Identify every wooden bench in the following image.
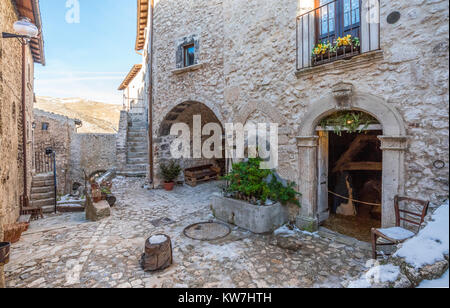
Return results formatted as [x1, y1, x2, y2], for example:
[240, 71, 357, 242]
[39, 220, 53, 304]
[184, 165, 221, 187]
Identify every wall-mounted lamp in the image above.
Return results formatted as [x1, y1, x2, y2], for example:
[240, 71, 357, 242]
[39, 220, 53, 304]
[2, 17, 39, 44]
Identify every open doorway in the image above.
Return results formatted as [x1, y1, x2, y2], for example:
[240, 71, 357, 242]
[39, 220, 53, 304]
[317, 112, 382, 242]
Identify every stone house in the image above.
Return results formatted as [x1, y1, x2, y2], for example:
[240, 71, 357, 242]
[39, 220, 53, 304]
[0, 0, 45, 287]
[119, 0, 448, 235]
[0, 0, 45, 227]
[33, 109, 80, 195]
[33, 108, 119, 196]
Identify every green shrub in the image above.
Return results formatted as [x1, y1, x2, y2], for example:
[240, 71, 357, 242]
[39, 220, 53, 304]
[159, 161, 182, 183]
[222, 157, 301, 207]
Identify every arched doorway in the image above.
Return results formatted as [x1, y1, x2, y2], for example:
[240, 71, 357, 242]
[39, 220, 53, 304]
[296, 85, 408, 233]
[155, 101, 225, 186]
[316, 111, 383, 242]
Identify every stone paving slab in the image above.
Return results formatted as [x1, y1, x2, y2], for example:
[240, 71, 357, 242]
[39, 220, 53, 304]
[4, 177, 371, 288]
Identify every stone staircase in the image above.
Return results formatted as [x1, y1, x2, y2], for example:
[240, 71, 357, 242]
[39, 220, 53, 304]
[118, 113, 148, 177]
[30, 172, 56, 213]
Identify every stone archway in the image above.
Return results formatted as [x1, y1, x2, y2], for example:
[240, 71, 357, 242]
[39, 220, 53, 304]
[296, 84, 408, 231]
[154, 101, 225, 187]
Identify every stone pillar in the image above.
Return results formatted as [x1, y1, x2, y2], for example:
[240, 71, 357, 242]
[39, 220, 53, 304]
[295, 136, 319, 232]
[379, 136, 408, 228]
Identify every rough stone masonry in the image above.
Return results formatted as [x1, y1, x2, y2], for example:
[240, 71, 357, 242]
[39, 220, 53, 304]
[141, 0, 449, 229]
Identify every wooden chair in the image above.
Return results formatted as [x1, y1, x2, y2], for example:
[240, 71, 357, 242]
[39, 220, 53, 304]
[371, 195, 429, 259]
[21, 207, 44, 221]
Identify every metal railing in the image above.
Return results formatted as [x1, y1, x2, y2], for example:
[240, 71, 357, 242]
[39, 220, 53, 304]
[296, 0, 380, 70]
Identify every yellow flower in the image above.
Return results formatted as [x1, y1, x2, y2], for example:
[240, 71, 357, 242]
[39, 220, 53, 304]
[337, 35, 352, 47]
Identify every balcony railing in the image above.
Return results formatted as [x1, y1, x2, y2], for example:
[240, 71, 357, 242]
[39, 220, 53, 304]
[296, 0, 380, 70]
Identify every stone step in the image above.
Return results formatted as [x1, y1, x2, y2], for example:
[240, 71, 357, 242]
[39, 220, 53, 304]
[31, 198, 56, 208]
[130, 119, 147, 127]
[128, 128, 147, 133]
[127, 157, 148, 164]
[128, 132, 147, 138]
[127, 151, 148, 158]
[31, 186, 54, 194]
[33, 173, 54, 181]
[127, 135, 147, 141]
[42, 205, 56, 213]
[125, 164, 147, 171]
[128, 146, 148, 153]
[31, 191, 54, 201]
[117, 171, 147, 178]
[127, 141, 148, 146]
[32, 179, 54, 188]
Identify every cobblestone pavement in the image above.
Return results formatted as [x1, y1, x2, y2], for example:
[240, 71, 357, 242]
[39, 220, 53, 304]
[5, 177, 372, 288]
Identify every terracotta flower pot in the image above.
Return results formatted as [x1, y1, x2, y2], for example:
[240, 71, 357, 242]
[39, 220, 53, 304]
[163, 182, 175, 191]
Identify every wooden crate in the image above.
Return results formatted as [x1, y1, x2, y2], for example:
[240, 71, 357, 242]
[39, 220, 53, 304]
[184, 165, 221, 187]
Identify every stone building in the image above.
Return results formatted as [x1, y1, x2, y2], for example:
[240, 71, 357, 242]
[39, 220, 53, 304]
[0, 0, 45, 227]
[119, 0, 449, 235]
[0, 0, 45, 287]
[33, 109, 80, 195]
[33, 108, 119, 196]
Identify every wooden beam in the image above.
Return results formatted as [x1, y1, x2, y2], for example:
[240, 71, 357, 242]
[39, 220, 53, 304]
[339, 162, 382, 172]
[332, 135, 379, 173]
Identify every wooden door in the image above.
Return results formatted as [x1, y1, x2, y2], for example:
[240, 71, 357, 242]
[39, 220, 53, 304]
[317, 131, 330, 223]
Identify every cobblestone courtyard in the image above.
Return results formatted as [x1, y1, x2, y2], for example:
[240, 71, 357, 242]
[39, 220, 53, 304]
[5, 177, 372, 288]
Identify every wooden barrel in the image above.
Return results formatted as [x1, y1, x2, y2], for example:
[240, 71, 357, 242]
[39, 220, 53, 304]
[140, 234, 173, 271]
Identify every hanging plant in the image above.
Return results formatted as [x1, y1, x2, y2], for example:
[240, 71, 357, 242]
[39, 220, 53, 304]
[320, 111, 379, 136]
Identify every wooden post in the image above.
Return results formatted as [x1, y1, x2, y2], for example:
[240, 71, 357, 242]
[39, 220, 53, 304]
[140, 234, 173, 272]
[0, 213, 5, 288]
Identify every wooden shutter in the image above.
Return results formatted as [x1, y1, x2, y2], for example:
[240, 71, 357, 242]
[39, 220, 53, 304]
[361, 0, 380, 53]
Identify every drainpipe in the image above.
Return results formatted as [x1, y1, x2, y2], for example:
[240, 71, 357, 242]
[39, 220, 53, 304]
[148, 0, 155, 187]
[21, 43, 29, 209]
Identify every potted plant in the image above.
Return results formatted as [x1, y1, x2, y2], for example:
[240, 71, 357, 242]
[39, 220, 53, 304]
[159, 161, 181, 191]
[213, 157, 301, 233]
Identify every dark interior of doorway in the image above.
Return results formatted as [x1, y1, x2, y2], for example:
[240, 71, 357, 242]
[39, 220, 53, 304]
[322, 130, 382, 242]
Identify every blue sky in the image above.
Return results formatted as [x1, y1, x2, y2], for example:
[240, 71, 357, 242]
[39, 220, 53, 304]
[35, 0, 141, 104]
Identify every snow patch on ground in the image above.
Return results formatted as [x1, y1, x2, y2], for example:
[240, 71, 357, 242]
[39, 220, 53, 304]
[395, 200, 449, 269]
[148, 235, 168, 245]
[200, 242, 243, 262]
[348, 264, 400, 288]
[418, 270, 449, 288]
[274, 225, 319, 238]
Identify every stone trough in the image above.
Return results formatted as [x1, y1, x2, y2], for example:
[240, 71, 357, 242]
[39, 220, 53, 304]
[211, 195, 288, 234]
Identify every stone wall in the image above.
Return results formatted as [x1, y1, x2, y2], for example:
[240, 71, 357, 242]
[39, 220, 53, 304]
[33, 109, 77, 194]
[0, 0, 36, 228]
[149, 0, 449, 226]
[70, 133, 117, 185]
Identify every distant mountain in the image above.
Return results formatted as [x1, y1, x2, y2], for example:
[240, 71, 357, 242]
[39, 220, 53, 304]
[35, 96, 122, 134]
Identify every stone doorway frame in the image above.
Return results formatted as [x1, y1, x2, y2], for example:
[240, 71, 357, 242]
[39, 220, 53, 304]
[295, 88, 408, 231]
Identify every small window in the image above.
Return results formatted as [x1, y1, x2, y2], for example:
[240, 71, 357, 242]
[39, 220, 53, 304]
[183, 44, 195, 67]
[42, 122, 49, 131]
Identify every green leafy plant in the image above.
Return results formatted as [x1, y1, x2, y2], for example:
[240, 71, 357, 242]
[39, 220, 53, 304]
[320, 111, 379, 136]
[159, 161, 182, 183]
[100, 187, 111, 195]
[222, 157, 301, 207]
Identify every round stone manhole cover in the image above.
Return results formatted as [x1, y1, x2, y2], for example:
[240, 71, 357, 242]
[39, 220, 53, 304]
[183, 221, 231, 241]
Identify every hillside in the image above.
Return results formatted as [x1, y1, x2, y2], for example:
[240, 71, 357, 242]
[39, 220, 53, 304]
[35, 97, 122, 134]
